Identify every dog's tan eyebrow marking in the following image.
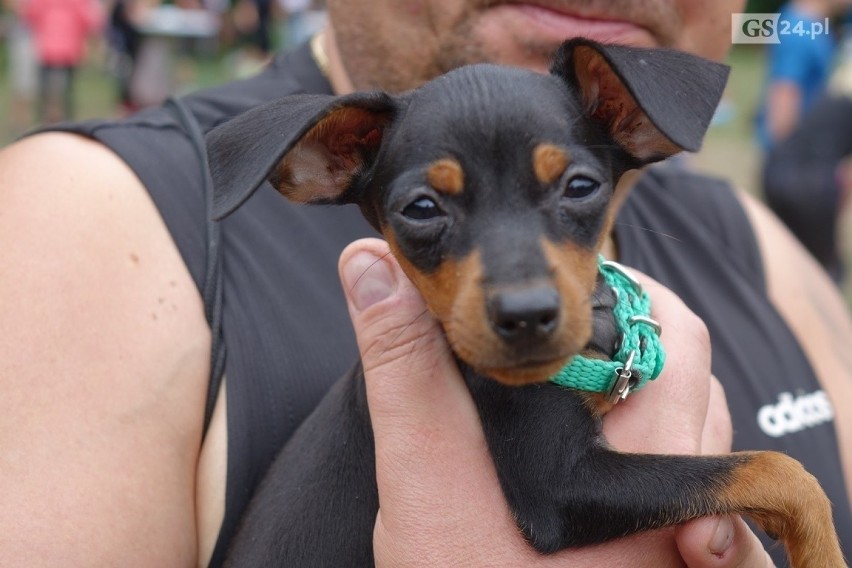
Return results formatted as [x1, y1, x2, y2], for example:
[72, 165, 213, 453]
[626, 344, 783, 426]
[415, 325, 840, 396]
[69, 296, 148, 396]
[426, 158, 464, 195]
[533, 143, 570, 185]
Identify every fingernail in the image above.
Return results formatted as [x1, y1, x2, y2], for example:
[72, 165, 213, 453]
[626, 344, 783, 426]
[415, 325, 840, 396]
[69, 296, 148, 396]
[708, 516, 734, 556]
[342, 251, 397, 311]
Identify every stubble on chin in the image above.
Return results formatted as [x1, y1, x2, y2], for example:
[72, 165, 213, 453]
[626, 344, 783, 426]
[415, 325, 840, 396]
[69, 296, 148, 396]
[331, 5, 496, 92]
[434, 16, 559, 77]
[339, 20, 555, 92]
[334, 0, 681, 92]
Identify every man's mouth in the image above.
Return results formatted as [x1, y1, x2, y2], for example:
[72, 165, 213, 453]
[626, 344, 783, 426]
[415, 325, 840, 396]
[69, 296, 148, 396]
[496, 2, 659, 47]
[480, 0, 666, 47]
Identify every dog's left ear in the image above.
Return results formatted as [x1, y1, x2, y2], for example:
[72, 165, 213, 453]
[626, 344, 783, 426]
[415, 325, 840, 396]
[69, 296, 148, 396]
[551, 39, 729, 165]
[207, 92, 396, 219]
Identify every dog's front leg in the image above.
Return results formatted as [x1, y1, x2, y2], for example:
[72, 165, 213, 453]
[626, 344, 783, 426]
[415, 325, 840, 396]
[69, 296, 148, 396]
[224, 366, 379, 568]
[465, 374, 845, 567]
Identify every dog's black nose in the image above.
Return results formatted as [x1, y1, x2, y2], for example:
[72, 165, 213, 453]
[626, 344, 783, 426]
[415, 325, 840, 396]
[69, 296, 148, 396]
[488, 286, 560, 345]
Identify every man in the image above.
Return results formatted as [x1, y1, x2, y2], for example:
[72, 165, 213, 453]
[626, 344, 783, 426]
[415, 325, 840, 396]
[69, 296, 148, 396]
[0, 2, 849, 567]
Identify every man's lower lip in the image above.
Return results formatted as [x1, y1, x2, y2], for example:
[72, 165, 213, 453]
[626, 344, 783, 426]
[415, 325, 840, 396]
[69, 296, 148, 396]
[495, 3, 657, 46]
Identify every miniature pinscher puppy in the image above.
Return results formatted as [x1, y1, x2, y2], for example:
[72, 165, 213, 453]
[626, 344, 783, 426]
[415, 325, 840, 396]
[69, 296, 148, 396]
[207, 39, 845, 567]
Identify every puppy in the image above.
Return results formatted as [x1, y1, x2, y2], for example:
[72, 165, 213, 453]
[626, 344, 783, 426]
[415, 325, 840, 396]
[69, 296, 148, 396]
[207, 39, 845, 567]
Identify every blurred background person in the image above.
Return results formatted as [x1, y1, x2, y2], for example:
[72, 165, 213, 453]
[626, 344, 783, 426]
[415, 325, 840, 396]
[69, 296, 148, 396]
[759, 0, 852, 281]
[22, 0, 105, 124]
[756, 0, 851, 146]
[763, 42, 852, 281]
[278, 0, 324, 49]
[122, 0, 220, 109]
[106, 0, 145, 114]
[2, 0, 37, 134]
[225, 0, 274, 76]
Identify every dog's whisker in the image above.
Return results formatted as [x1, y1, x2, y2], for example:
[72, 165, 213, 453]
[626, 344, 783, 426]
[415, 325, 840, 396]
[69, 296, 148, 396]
[347, 250, 394, 295]
[612, 222, 683, 243]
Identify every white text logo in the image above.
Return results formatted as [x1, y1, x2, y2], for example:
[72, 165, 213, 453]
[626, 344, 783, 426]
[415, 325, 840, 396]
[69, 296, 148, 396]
[757, 390, 834, 438]
[732, 13, 830, 44]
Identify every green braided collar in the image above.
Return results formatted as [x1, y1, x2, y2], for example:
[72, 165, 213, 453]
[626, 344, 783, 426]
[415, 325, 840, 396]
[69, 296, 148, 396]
[548, 256, 666, 403]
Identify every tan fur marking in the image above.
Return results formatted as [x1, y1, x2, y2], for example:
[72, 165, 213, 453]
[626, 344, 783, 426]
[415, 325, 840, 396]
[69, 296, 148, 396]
[485, 358, 570, 386]
[574, 349, 616, 416]
[426, 158, 465, 195]
[590, 170, 643, 258]
[384, 232, 549, 385]
[384, 230, 465, 323]
[578, 391, 615, 417]
[384, 230, 616, 387]
[540, 237, 597, 352]
[532, 144, 569, 185]
[719, 452, 844, 567]
[271, 107, 389, 203]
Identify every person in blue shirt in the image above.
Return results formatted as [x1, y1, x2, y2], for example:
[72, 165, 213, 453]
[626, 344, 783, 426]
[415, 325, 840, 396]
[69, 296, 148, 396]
[758, 0, 846, 147]
[760, 0, 852, 279]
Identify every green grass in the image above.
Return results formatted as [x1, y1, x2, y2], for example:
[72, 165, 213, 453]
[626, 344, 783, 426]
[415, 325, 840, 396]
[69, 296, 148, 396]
[0, 42, 234, 142]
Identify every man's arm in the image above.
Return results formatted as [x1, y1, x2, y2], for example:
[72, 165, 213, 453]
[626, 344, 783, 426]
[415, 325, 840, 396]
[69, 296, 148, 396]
[739, 191, 852, 503]
[0, 133, 211, 566]
[763, 35, 810, 144]
[765, 81, 803, 143]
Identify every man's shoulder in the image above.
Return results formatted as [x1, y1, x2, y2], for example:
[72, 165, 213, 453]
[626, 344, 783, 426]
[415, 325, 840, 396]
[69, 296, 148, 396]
[0, 131, 213, 565]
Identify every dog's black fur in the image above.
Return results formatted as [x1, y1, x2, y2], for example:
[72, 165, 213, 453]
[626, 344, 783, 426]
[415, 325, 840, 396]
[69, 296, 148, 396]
[207, 39, 845, 567]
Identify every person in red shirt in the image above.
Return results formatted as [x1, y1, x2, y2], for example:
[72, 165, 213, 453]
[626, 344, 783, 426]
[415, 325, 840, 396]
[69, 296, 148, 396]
[21, 0, 104, 123]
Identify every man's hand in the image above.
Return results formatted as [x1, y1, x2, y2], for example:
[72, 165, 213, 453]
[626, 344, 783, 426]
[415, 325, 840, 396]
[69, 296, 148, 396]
[339, 237, 775, 567]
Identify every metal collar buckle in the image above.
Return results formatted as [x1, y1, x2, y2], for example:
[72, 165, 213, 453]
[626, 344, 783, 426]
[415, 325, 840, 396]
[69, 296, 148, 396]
[600, 260, 643, 295]
[607, 350, 637, 404]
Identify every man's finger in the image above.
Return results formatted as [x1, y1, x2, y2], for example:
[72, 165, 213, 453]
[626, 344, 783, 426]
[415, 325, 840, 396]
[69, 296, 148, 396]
[677, 516, 776, 568]
[701, 376, 733, 454]
[603, 271, 714, 456]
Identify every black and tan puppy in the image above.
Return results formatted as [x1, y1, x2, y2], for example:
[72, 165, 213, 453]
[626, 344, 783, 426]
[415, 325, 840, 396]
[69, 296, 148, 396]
[207, 39, 845, 567]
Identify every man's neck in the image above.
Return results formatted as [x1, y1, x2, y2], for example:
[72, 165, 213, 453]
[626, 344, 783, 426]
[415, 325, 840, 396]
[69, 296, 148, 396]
[319, 25, 355, 95]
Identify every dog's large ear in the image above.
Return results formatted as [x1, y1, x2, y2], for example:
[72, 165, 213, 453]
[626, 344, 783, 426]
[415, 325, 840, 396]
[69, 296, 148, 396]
[551, 38, 729, 165]
[207, 92, 395, 219]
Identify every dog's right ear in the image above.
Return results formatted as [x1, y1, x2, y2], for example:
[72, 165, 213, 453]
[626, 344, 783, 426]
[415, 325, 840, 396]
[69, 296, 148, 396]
[551, 39, 729, 166]
[206, 92, 396, 219]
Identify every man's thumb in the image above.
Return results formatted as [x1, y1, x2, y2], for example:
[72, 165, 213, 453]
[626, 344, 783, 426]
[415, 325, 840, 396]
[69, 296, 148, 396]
[339, 240, 518, 565]
[338, 238, 471, 428]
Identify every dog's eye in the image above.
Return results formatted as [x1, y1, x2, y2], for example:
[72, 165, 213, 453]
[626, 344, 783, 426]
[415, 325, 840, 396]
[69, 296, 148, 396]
[402, 197, 443, 220]
[563, 176, 600, 199]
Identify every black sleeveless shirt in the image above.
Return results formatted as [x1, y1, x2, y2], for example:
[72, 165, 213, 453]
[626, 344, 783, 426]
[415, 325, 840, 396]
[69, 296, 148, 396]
[51, 43, 850, 565]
